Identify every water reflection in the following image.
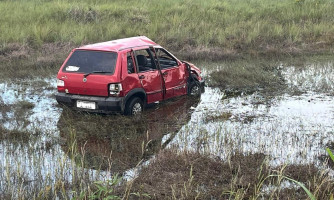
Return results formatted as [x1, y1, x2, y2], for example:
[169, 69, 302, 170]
[173, 87, 334, 166]
[57, 97, 200, 173]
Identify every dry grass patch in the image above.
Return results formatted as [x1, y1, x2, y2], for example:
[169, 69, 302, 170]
[120, 149, 269, 199]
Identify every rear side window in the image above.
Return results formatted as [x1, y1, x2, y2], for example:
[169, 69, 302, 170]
[63, 50, 117, 74]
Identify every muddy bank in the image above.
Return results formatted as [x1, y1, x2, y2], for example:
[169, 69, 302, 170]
[175, 41, 333, 62]
[0, 42, 72, 79]
[116, 148, 334, 199]
[1, 41, 333, 80]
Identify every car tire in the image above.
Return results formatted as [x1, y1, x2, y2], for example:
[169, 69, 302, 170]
[125, 97, 144, 115]
[188, 81, 201, 96]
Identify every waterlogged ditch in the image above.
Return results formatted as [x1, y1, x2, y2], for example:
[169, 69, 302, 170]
[176, 88, 334, 165]
[0, 58, 333, 198]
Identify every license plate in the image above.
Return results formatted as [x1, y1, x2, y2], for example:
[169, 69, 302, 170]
[76, 100, 96, 110]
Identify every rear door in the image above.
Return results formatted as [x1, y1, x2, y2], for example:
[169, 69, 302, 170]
[134, 48, 164, 103]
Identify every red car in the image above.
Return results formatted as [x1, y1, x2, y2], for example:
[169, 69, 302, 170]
[56, 36, 204, 115]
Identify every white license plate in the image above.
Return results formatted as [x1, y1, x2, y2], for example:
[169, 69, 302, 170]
[76, 100, 96, 109]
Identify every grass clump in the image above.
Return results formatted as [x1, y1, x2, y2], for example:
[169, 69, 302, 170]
[17, 100, 34, 110]
[118, 148, 269, 199]
[0, 126, 30, 143]
[208, 55, 334, 94]
[204, 112, 232, 122]
[114, 149, 334, 199]
[209, 59, 284, 94]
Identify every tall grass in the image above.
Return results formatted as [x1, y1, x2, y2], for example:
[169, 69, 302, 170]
[1, 0, 333, 80]
[0, 0, 334, 53]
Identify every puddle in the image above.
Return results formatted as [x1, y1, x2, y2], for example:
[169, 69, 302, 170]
[0, 78, 60, 133]
[174, 89, 334, 166]
[282, 61, 334, 93]
[0, 59, 334, 196]
[172, 61, 334, 166]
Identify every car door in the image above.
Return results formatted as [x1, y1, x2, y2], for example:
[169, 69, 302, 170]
[134, 48, 164, 104]
[153, 48, 187, 99]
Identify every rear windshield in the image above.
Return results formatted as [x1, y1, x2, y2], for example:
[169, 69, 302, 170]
[63, 50, 117, 74]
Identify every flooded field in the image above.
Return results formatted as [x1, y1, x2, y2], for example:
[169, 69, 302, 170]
[0, 58, 333, 198]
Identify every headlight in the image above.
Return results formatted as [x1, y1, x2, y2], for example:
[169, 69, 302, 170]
[57, 79, 64, 87]
[109, 83, 122, 96]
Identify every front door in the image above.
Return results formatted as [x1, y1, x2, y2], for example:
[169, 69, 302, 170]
[153, 48, 187, 99]
[134, 48, 164, 104]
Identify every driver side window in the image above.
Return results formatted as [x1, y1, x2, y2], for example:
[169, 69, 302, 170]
[156, 48, 178, 69]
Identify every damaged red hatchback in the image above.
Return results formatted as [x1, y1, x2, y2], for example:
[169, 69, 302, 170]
[56, 36, 204, 115]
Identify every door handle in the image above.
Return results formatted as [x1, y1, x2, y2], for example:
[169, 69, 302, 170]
[139, 75, 145, 79]
[162, 71, 168, 76]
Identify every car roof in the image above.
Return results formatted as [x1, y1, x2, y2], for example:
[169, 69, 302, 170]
[77, 36, 159, 52]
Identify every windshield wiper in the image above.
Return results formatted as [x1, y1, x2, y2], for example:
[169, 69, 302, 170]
[83, 71, 112, 78]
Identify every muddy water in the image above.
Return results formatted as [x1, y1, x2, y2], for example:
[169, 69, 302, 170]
[0, 59, 334, 192]
[173, 61, 333, 166]
[175, 89, 334, 165]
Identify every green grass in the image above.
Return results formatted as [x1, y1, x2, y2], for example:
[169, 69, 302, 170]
[0, 0, 334, 55]
[206, 54, 334, 93]
[208, 59, 284, 94]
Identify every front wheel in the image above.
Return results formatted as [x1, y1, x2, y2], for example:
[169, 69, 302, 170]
[188, 81, 201, 96]
[125, 97, 144, 116]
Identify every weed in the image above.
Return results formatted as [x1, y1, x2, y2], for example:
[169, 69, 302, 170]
[89, 174, 122, 200]
[268, 175, 316, 200]
[204, 112, 232, 122]
[327, 148, 334, 162]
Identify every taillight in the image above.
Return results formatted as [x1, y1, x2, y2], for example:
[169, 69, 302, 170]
[109, 83, 122, 96]
[57, 79, 65, 93]
[57, 79, 64, 87]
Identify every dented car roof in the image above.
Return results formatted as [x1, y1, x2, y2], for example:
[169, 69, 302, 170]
[77, 36, 160, 52]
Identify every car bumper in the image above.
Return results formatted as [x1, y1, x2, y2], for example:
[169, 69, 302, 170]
[55, 93, 123, 114]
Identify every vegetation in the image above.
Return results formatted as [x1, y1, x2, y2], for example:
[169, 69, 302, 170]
[208, 59, 284, 94]
[208, 54, 334, 93]
[2, 122, 333, 200]
[1, 0, 334, 57]
[115, 148, 334, 200]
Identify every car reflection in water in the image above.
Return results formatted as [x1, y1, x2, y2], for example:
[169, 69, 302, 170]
[57, 96, 199, 173]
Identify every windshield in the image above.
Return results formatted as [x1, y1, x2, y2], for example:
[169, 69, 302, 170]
[63, 50, 117, 74]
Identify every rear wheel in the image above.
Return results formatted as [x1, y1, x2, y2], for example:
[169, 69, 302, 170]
[125, 97, 144, 115]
